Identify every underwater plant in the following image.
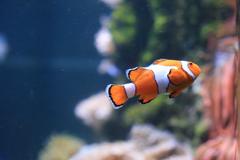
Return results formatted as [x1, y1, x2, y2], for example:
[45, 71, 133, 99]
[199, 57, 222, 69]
[107, 0, 230, 69]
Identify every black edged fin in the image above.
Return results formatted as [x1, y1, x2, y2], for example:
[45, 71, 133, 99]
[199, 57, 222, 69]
[153, 59, 167, 65]
[169, 90, 182, 98]
[138, 95, 155, 104]
[105, 84, 125, 109]
[138, 98, 153, 104]
[126, 67, 144, 82]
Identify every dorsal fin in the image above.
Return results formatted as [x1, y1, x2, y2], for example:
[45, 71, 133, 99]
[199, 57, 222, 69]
[153, 59, 167, 65]
[126, 67, 145, 82]
[154, 59, 182, 68]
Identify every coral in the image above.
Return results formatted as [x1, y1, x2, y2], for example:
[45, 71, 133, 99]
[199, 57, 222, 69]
[123, 93, 205, 147]
[74, 92, 113, 130]
[194, 1, 239, 159]
[95, 26, 115, 56]
[70, 124, 193, 160]
[196, 36, 238, 159]
[38, 134, 83, 160]
[196, 136, 237, 160]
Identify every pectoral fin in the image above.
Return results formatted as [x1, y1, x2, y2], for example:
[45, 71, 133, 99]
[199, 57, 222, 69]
[126, 67, 145, 82]
[168, 68, 185, 86]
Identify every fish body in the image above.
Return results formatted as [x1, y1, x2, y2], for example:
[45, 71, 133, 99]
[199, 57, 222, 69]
[106, 59, 201, 109]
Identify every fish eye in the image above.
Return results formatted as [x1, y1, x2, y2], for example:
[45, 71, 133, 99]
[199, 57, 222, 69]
[189, 62, 193, 65]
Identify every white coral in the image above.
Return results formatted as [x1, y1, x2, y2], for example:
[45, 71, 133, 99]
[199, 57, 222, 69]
[74, 92, 113, 130]
[70, 124, 193, 160]
[94, 26, 115, 56]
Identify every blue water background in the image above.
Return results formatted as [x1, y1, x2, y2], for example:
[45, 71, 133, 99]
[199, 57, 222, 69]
[0, 1, 110, 159]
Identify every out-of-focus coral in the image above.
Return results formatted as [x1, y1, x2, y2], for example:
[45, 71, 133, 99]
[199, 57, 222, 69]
[196, 35, 238, 159]
[100, 0, 122, 8]
[0, 34, 9, 62]
[196, 136, 238, 160]
[123, 94, 205, 147]
[94, 25, 115, 56]
[237, 45, 240, 160]
[70, 124, 193, 160]
[195, 0, 239, 159]
[38, 134, 83, 160]
[98, 59, 121, 77]
[74, 92, 113, 130]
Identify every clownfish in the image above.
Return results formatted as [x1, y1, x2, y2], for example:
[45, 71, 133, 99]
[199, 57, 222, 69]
[106, 59, 201, 109]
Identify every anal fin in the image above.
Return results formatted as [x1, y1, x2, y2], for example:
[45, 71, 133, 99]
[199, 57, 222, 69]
[169, 90, 182, 98]
[126, 67, 145, 82]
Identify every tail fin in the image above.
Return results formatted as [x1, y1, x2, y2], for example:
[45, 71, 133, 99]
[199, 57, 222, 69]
[106, 83, 135, 109]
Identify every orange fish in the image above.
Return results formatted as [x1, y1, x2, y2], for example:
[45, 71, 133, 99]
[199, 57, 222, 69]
[106, 59, 201, 109]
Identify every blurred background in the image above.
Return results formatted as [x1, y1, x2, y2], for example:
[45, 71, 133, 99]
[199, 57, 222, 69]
[0, 1, 111, 159]
[0, 0, 238, 160]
